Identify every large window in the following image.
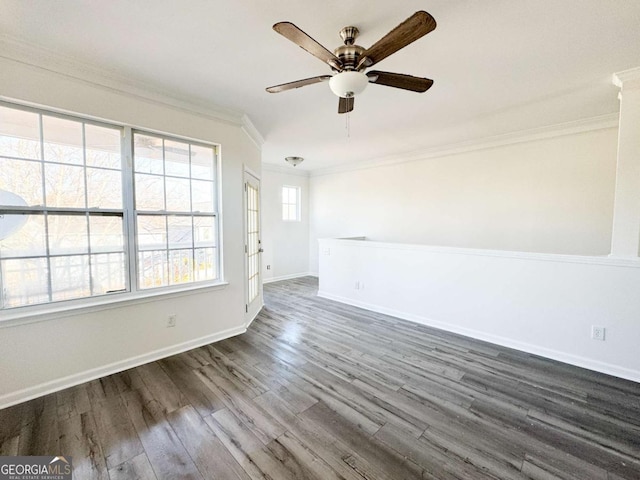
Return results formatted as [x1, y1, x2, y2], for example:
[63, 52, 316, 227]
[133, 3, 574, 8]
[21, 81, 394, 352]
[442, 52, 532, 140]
[0, 102, 220, 311]
[133, 132, 218, 289]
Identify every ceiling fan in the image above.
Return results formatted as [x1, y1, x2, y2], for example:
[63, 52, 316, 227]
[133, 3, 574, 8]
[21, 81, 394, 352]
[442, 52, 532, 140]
[266, 11, 437, 114]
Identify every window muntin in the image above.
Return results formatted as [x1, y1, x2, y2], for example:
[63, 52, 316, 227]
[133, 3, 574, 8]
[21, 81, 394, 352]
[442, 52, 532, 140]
[282, 185, 300, 222]
[0, 102, 221, 311]
[133, 131, 218, 290]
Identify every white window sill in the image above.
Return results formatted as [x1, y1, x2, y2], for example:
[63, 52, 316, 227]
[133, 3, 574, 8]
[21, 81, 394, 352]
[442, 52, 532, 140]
[0, 281, 229, 329]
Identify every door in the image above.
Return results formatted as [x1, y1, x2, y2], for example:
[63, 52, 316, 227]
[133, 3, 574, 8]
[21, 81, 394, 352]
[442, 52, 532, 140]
[244, 170, 262, 322]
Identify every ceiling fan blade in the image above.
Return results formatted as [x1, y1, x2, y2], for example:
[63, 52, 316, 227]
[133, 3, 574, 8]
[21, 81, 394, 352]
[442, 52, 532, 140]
[338, 96, 354, 114]
[367, 71, 434, 92]
[273, 22, 343, 70]
[266, 75, 332, 93]
[357, 11, 436, 69]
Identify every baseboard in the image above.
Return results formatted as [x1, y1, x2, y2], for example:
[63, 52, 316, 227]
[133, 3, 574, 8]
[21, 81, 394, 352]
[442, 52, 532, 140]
[0, 325, 247, 410]
[263, 272, 317, 284]
[245, 303, 264, 329]
[317, 291, 640, 384]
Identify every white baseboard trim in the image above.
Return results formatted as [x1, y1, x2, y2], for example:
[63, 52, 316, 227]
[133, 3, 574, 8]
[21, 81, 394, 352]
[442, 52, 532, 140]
[317, 291, 640, 384]
[263, 272, 317, 284]
[245, 303, 264, 329]
[0, 325, 247, 410]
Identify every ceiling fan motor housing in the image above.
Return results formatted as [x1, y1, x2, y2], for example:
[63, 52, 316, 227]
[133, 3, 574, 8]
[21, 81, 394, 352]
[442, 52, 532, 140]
[335, 26, 366, 70]
[334, 44, 365, 70]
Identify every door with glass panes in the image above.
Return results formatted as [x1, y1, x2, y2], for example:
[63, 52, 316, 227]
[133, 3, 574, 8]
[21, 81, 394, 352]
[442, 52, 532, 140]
[244, 171, 262, 321]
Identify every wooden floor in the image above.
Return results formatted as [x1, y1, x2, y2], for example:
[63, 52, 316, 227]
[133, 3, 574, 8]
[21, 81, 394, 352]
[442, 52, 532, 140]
[1, 277, 639, 480]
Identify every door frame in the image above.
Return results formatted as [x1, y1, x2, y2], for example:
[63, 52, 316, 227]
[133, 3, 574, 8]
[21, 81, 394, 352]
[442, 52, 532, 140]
[243, 166, 263, 326]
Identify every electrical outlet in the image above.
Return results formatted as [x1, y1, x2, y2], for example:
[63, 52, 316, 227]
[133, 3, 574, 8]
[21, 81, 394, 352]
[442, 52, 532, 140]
[266, 265, 271, 270]
[322, 248, 331, 256]
[167, 314, 177, 328]
[591, 326, 605, 341]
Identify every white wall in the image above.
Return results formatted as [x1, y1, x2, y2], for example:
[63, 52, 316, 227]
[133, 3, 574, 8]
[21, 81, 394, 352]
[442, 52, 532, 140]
[319, 238, 640, 382]
[0, 57, 261, 407]
[261, 166, 310, 282]
[310, 127, 619, 273]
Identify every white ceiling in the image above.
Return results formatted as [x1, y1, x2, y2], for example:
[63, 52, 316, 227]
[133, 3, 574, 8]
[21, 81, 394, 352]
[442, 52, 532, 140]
[2, 1, 640, 171]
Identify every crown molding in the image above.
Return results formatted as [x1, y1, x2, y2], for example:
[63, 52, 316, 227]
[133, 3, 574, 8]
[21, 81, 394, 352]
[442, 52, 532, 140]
[613, 67, 640, 89]
[262, 162, 311, 177]
[0, 34, 266, 146]
[241, 114, 265, 150]
[311, 113, 619, 177]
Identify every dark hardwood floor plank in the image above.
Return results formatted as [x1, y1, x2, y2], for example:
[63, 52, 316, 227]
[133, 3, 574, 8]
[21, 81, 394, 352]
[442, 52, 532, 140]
[121, 387, 202, 480]
[87, 376, 120, 404]
[375, 421, 504, 480]
[56, 384, 91, 420]
[270, 379, 318, 414]
[527, 407, 640, 460]
[158, 356, 226, 417]
[108, 453, 158, 480]
[205, 346, 270, 398]
[17, 394, 58, 455]
[206, 408, 297, 480]
[136, 362, 189, 414]
[195, 365, 286, 445]
[59, 411, 109, 480]
[300, 401, 426, 480]
[267, 361, 382, 436]
[0, 435, 19, 456]
[92, 394, 144, 470]
[167, 405, 250, 480]
[0, 403, 24, 442]
[111, 368, 147, 394]
[521, 453, 607, 480]
[266, 430, 349, 480]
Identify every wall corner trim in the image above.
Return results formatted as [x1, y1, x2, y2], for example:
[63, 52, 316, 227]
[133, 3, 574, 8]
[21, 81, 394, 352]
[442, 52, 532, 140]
[613, 67, 640, 89]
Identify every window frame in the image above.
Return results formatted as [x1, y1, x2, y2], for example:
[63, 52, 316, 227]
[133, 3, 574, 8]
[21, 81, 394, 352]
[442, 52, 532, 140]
[0, 100, 225, 320]
[281, 185, 301, 222]
[131, 129, 221, 291]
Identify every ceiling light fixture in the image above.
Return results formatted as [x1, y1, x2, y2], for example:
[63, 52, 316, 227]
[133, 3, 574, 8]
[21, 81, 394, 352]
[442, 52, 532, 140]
[329, 71, 369, 98]
[285, 156, 304, 167]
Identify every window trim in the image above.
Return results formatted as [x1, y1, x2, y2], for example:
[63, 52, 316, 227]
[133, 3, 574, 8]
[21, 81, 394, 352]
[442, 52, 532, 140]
[130, 129, 221, 291]
[0, 100, 225, 319]
[282, 185, 301, 222]
[0, 280, 229, 327]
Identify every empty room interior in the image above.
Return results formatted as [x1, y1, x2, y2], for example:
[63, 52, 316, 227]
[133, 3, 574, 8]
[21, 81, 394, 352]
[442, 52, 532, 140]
[1, 1, 640, 479]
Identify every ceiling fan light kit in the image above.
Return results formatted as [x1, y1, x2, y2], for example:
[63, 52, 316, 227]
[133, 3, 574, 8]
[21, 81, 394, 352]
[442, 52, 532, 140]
[329, 71, 369, 98]
[266, 11, 436, 114]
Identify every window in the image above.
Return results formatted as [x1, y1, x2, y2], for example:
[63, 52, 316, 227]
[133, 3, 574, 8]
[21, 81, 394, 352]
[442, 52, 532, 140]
[282, 185, 300, 222]
[0, 102, 221, 311]
[133, 132, 218, 289]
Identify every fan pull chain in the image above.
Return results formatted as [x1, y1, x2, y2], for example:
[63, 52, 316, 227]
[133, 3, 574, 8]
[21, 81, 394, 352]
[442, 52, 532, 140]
[346, 111, 351, 138]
